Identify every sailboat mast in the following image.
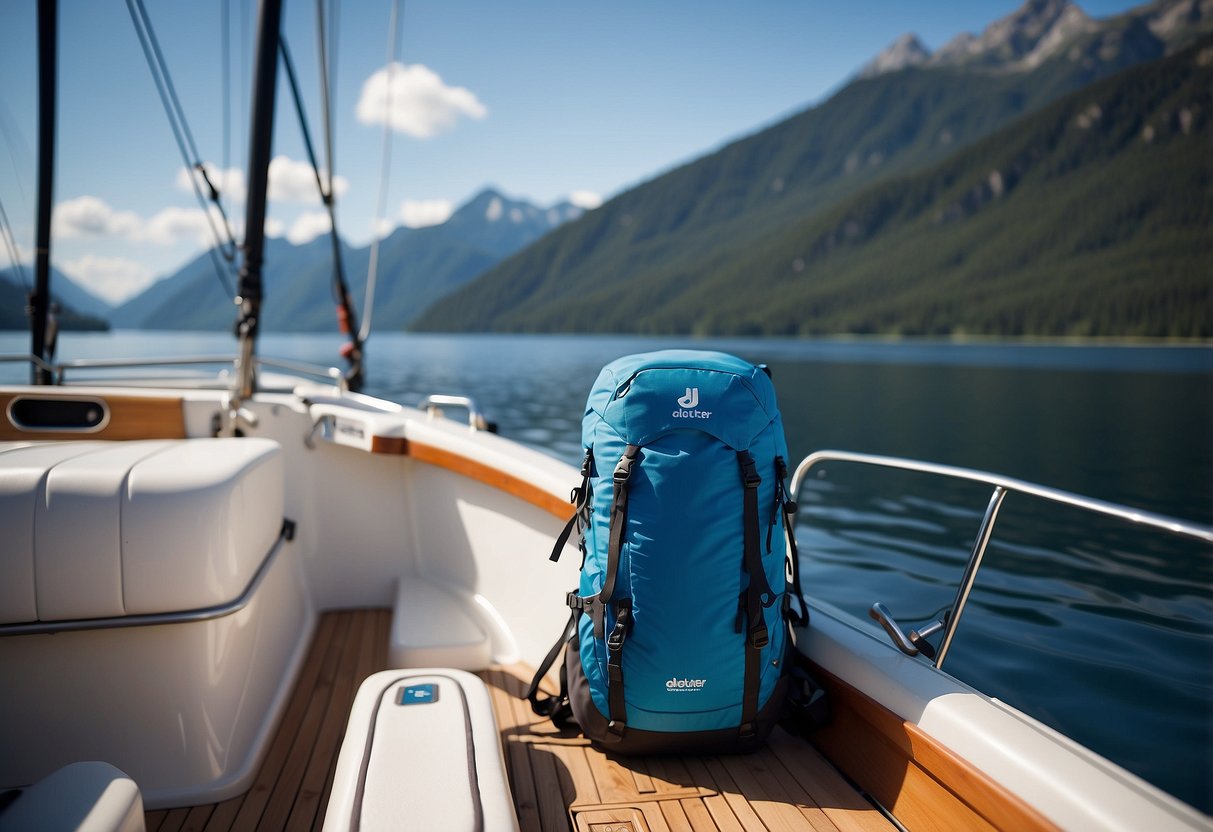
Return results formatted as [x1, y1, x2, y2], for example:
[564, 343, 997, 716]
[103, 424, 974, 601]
[31, 0, 57, 385]
[234, 0, 284, 400]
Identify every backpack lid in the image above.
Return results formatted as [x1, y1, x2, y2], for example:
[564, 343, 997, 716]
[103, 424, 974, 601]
[585, 350, 780, 450]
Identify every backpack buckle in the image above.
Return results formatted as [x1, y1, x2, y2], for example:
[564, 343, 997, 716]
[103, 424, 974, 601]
[607, 719, 627, 738]
[607, 600, 632, 652]
[738, 452, 761, 489]
[613, 447, 639, 483]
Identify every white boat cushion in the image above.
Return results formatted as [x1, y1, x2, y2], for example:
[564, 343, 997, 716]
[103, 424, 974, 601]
[0, 761, 144, 832]
[323, 669, 517, 832]
[0, 442, 110, 624]
[37, 441, 180, 620]
[0, 438, 282, 623]
[121, 438, 282, 615]
[390, 578, 491, 670]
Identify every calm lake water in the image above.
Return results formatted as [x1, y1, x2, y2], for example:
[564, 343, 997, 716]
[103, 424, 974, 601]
[4, 330, 1212, 811]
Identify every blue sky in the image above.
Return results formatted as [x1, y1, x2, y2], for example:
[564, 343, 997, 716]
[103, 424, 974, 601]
[0, 0, 1143, 304]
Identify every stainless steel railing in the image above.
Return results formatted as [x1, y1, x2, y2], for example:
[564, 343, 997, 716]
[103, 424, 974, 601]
[789, 450, 1213, 669]
[0, 353, 346, 391]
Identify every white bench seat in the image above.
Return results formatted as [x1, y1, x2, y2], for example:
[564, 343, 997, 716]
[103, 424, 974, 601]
[390, 578, 492, 670]
[0, 438, 283, 623]
[0, 438, 311, 808]
[323, 669, 517, 832]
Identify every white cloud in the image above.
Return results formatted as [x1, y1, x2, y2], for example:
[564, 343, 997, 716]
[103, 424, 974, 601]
[53, 195, 232, 250]
[400, 199, 453, 228]
[175, 163, 246, 203]
[143, 206, 218, 247]
[286, 211, 332, 245]
[264, 217, 285, 239]
[177, 158, 347, 207]
[59, 255, 155, 303]
[372, 217, 396, 240]
[268, 155, 349, 204]
[53, 196, 142, 240]
[569, 190, 603, 210]
[175, 158, 349, 207]
[356, 63, 487, 138]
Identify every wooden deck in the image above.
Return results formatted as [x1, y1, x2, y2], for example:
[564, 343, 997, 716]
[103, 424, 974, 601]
[484, 665, 894, 832]
[144, 609, 391, 832]
[147, 608, 892, 832]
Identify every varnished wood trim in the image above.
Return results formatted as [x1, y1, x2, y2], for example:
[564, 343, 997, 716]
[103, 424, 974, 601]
[0, 392, 185, 441]
[808, 661, 1059, 832]
[370, 434, 571, 519]
[368, 434, 407, 455]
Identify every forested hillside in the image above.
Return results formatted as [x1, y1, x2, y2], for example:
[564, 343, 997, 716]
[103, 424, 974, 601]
[415, 23, 1211, 338]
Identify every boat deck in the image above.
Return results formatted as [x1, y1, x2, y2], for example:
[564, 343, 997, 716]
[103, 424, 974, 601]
[143, 609, 392, 832]
[145, 609, 893, 832]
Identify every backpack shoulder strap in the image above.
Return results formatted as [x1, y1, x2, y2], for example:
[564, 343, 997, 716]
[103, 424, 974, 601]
[525, 605, 578, 726]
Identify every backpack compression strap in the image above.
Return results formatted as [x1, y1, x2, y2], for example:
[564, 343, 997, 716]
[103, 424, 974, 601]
[738, 450, 775, 737]
[599, 445, 639, 604]
[600, 445, 639, 736]
[549, 449, 594, 563]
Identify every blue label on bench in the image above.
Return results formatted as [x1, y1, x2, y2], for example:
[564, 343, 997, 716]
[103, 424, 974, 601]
[396, 683, 439, 705]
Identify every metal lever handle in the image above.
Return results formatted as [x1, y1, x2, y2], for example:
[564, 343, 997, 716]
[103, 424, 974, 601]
[869, 603, 945, 660]
[869, 602, 921, 656]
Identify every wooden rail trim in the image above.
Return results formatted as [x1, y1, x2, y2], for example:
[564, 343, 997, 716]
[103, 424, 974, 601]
[369, 434, 571, 520]
[0, 392, 186, 441]
[808, 661, 1059, 832]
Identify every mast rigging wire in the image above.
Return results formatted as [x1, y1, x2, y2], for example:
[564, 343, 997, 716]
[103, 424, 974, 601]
[221, 0, 232, 232]
[0, 196, 31, 291]
[316, 0, 338, 202]
[124, 0, 236, 297]
[279, 37, 364, 389]
[359, 0, 405, 345]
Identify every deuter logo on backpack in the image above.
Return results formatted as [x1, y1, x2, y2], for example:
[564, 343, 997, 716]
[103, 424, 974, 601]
[665, 676, 708, 692]
[674, 387, 711, 419]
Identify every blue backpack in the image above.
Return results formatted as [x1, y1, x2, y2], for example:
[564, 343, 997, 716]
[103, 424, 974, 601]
[526, 350, 807, 753]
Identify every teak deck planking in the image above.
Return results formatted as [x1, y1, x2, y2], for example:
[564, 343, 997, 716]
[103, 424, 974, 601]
[146, 609, 892, 831]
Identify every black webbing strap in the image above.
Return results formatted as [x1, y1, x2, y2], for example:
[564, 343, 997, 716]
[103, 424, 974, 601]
[550, 449, 594, 563]
[775, 456, 809, 627]
[738, 449, 772, 738]
[599, 445, 639, 604]
[782, 498, 809, 626]
[526, 606, 578, 721]
[606, 598, 632, 736]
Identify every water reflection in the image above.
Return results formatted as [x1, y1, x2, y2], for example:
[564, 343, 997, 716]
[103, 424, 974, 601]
[796, 463, 1213, 813]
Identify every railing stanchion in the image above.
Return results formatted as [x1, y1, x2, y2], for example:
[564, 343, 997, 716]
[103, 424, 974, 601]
[935, 486, 1007, 669]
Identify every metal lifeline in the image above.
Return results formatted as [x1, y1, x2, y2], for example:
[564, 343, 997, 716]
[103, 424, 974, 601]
[789, 450, 1213, 670]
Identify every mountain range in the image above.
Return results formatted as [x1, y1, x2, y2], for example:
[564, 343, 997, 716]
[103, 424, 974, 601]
[0, 265, 109, 331]
[4, 0, 1209, 338]
[105, 189, 582, 331]
[0, 189, 580, 332]
[413, 0, 1211, 337]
